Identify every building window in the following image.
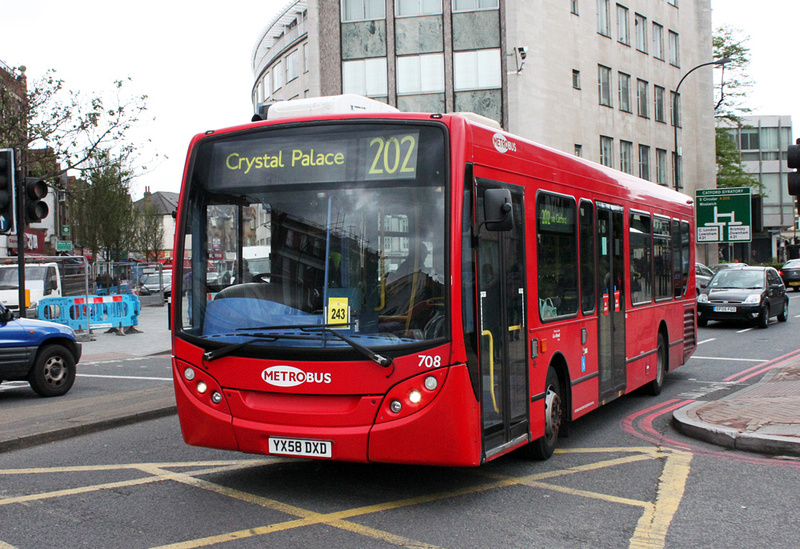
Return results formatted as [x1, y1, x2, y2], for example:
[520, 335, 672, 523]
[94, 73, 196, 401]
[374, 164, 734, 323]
[575, 144, 583, 157]
[635, 14, 647, 53]
[342, 0, 386, 21]
[453, 49, 501, 90]
[343, 58, 388, 97]
[616, 4, 629, 45]
[600, 136, 614, 167]
[673, 152, 682, 189]
[303, 44, 309, 73]
[620, 140, 633, 174]
[453, 0, 498, 11]
[669, 31, 680, 66]
[597, 0, 611, 37]
[598, 65, 612, 107]
[396, 0, 442, 17]
[397, 53, 445, 94]
[656, 148, 668, 186]
[262, 74, 271, 98]
[653, 23, 664, 60]
[286, 50, 300, 82]
[573, 69, 581, 89]
[654, 85, 666, 123]
[671, 91, 681, 127]
[739, 128, 760, 150]
[618, 72, 631, 112]
[639, 145, 651, 181]
[571, 0, 579, 15]
[637, 79, 648, 118]
[273, 61, 283, 91]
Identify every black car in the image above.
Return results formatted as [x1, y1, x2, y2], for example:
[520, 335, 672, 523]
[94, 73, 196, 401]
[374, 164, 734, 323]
[697, 266, 788, 329]
[779, 259, 800, 291]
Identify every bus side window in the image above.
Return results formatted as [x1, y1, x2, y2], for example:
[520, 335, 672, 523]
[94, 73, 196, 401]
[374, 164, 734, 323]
[536, 192, 578, 319]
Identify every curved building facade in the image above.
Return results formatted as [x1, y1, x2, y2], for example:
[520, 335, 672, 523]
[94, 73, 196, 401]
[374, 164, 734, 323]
[251, 0, 715, 237]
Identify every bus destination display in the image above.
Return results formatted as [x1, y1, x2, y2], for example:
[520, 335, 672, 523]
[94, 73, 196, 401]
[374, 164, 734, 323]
[209, 129, 420, 188]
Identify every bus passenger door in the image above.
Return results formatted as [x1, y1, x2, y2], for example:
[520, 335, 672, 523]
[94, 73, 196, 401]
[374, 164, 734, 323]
[476, 181, 529, 458]
[597, 203, 627, 401]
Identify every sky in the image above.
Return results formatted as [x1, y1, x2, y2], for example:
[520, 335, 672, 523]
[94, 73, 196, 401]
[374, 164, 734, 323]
[0, 0, 285, 198]
[0, 1, 796, 199]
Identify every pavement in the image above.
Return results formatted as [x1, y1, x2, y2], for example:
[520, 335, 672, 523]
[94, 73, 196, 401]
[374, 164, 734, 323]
[2, 302, 800, 458]
[0, 302, 175, 453]
[673, 357, 800, 457]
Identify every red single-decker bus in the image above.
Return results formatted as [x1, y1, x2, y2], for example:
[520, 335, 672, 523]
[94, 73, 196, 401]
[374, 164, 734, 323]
[171, 95, 697, 466]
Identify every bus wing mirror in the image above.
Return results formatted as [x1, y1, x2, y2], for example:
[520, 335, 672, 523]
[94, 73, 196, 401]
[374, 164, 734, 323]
[483, 188, 513, 231]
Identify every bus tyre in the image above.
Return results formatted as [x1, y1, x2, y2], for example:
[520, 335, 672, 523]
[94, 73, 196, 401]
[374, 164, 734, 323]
[644, 333, 667, 396]
[527, 367, 562, 460]
[28, 345, 76, 397]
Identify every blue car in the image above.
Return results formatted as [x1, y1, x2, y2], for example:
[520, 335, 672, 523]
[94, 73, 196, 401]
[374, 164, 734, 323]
[0, 302, 82, 397]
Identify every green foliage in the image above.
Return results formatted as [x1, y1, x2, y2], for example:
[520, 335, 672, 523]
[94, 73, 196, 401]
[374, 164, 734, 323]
[0, 68, 150, 182]
[713, 26, 753, 124]
[68, 150, 137, 261]
[134, 198, 166, 262]
[714, 26, 760, 193]
[715, 128, 761, 191]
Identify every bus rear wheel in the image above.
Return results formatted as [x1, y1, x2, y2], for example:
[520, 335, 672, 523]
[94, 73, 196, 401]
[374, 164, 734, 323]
[644, 333, 667, 396]
[527, 367, 562, 460]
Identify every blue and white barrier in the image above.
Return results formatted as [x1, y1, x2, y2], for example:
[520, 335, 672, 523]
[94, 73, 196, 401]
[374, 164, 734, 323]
[39, 294, 141, 332]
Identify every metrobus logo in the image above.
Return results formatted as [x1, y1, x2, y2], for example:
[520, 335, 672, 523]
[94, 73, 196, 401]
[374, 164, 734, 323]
[493, 133, 517, 154]
[261, 365, 332, 387]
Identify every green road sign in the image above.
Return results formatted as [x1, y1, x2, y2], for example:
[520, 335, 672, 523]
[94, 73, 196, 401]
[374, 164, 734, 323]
[696, 187, 752, 243]
[55, 240, 73, 252]
[62, 225, 70, 235]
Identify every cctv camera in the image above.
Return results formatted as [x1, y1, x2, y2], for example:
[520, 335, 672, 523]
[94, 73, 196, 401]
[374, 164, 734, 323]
[517, 46, 528, 60]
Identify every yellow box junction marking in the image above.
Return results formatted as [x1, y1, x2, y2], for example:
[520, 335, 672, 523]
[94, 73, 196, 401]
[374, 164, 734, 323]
[0, 447, 692, 549]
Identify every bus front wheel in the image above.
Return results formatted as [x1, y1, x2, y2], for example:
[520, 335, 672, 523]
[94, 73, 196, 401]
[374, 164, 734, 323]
[527, 367, 563, 460]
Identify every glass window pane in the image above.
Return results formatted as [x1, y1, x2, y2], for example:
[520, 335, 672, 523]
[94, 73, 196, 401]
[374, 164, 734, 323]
[365, 0, 386, 18]
[630, 212, 652, 305]
[580, 200, 596, 314]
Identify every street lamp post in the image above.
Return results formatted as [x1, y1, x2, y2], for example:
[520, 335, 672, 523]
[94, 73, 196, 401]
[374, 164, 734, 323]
[672, 57, 732, 191]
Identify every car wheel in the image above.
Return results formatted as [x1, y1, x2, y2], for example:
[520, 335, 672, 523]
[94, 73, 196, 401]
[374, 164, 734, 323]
[778, 299, 789, 322]
[525, 367, 563, 460]
[697, 317, 708, 327]
[28, 344, 76, 397]
[757, 305, 770, 329]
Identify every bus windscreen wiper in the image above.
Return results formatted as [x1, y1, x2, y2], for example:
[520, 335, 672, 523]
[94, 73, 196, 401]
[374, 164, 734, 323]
[233, 322, 394, 368]
[203, 334, 280, 363]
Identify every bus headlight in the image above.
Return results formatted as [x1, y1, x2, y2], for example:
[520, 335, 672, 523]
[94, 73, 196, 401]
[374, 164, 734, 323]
[377, 368, 448, 423]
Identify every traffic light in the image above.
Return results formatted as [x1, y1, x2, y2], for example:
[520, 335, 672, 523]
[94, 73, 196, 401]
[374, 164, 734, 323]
[0, 149, 16, 234]
[24, 177, 49, 224]
[788, 140, 800, 196]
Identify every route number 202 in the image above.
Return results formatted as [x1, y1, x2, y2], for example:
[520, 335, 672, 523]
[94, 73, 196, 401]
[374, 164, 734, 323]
[368, 135, 417, 176]
[418, 355, 441, 368]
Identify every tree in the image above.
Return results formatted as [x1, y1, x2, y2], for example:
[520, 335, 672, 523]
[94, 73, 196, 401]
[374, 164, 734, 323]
[713, 26, 759, 191]
[68, 151, 137, 261]
[0, 67, 151, 183]
[134, 198, 166, 262]
[713, 26, 754, 122]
